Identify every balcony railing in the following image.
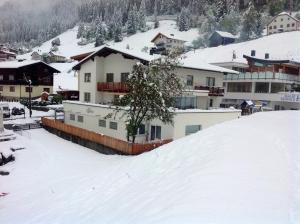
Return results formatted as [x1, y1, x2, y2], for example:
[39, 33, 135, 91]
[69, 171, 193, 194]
[97, 82, 129, 93]
[224, 72, 300, 83]
[194, 86, 225, 97]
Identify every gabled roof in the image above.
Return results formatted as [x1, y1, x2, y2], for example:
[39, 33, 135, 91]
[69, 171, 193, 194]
[212, 31, 237, 39]
[0, 50, 16, 56]
[243, 54, 300, 67]
[0, 60, 60, 73]
[73, 45, 160, 70]
[151, 32, 187, 43]
[268, 11, 300, 25]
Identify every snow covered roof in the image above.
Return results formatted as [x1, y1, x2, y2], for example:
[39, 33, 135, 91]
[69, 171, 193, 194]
[214, 31, 237, 39]
[151, 32, 187, 43]
[268, 12, 300, 25]
[0, 60, 60, 72]
[73, 45, 160, 70]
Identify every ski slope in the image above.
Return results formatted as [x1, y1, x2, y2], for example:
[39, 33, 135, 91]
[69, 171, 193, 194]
[0, 111, 299, 224]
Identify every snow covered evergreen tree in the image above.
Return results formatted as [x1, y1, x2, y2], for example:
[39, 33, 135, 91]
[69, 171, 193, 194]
[154, 0, 160, 28]
[77, 23, 85, 39]
[138, 0, 147, 32]
[95, 17, 106, 47]
[127, 4, 138, 35]
[178, 7, 190, 31]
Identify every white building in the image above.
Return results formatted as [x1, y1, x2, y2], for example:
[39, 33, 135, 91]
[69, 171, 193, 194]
[267, 12, 300, 35]
[63, 46, 241, 143]
[150, 32, 186, 54]
[213, 53, 300, 110]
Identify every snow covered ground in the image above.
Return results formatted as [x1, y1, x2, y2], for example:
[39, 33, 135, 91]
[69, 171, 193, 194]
[184, 31, 300, 64]
[0, 111, 299, 224]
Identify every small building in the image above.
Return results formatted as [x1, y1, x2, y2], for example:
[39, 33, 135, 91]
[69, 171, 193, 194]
[267, 12, 300, 35]
[209, 31, 237, 47]
[0, 60, 60, 100]
[48, 52, 67, 63]
[150, 32, 186, 55]
[31, 51, 42, 61]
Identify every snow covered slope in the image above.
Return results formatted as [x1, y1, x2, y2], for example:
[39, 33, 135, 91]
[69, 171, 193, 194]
[20, 20, 199, 59]
[184, 31, 300, 64]
[0, 111, 299, 224]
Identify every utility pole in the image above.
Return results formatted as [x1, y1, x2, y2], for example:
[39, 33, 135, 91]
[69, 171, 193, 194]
[23, 73, 32, 118]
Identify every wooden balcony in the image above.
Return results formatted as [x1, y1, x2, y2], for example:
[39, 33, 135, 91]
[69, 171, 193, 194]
[97, 82, 129, 93]
[194, 86, 225, 97]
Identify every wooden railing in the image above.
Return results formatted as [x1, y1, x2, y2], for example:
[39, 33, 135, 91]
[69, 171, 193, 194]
[194, 86, 225, 96]
[97, 82, 129, 93]
[41, 117, 172, 155]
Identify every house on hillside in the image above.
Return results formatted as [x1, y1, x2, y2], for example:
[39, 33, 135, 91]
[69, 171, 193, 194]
[59, 45, 240, 153]
[267, 12, 300, 35]
[31, 51, 42, 61]
[48, 52, 67, 63]
[216, 50, 300, 110]
[209, 31, 237, 47]
[0, 60, 60, 100]
[150, 32, 186, 55]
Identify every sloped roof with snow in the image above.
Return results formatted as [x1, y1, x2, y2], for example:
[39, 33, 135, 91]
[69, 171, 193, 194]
[268, 11, 300, 24]
[0, 60, 60, 73]
[214, 31, 237, 39]
[151, 32, 187, 42]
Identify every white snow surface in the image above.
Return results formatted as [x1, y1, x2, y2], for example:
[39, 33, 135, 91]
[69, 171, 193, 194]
[184, 31, 300, 64]
[0, 111, 299, 224]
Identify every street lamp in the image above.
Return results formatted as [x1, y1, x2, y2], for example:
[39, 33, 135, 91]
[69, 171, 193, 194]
[23, 74, 32, 118]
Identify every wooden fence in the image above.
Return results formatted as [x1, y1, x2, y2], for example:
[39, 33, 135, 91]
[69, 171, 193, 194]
[41, 117, 172, 155]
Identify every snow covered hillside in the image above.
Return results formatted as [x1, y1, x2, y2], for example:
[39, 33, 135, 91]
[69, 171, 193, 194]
[1, 111, 299, 224]
[21, 20, 198, 60]
[184, 31, 300, 64]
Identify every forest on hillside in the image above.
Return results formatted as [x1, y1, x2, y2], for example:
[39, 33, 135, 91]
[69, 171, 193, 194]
[0, 0, 299, 51]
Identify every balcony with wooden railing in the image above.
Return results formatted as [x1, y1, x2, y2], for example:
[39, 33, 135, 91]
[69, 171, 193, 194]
[194, 86, 225, 97]
[97, 82, 129, 93]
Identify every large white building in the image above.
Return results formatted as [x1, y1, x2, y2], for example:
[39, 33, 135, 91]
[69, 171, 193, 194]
[213, 52, 300, 110]
[267, 12, 300, 35]
[63, 46, 240, 144]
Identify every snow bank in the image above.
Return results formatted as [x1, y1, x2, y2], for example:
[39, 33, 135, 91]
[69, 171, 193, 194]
[0, 111, 299, 223]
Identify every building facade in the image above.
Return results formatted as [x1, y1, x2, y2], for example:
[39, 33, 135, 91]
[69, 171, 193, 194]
[217, 53, 300, 110]
[63, 46, 241, 144]
[150, 33, 186, 55]
[267, 12, 300, 35]
[0, 60, 60, 100]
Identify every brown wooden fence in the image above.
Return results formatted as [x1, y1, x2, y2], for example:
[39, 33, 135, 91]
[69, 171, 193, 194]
[41, 117, 172, 155]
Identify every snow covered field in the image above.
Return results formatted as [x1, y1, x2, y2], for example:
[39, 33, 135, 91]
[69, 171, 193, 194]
[1, 111, 299, 224]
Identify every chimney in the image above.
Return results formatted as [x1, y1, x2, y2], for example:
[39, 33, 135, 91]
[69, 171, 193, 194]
[251, 50, 256, 57]
[265, 53, 269, 59]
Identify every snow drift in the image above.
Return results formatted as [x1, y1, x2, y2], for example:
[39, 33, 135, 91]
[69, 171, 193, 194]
[0, 111, 299, 223]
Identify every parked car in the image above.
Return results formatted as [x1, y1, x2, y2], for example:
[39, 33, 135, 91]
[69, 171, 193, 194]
[0, 103, 10, 118]
[11, 107, 25, 116]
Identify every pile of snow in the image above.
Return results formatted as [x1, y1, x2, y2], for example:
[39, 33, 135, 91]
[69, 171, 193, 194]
[0, 111, 299, 223]
[51, 62, 78, 92]
[184, 31, 300, 64]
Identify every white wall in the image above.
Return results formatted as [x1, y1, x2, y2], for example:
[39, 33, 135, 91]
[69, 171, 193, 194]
[268, 14, 300, 35]
[0, 109, 3, 132]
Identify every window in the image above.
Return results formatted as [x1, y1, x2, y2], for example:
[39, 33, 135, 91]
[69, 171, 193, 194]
[185, 125, 201, 136]
[84, 73, 91, 82]
[175, 96, 197, 109]
[9, 75, 14, 81]
[9, 86, 15, 92]
[150, 126, 161, 140]
[292, 23, 295, 27]
[287, 24, 290, 27]
[273, 25, 277, 29]
[209, 99, 213, 107]
[84, 92, 91, 102]
[43, 76, 51, 84]
[280, 25, 283, 28]
[0, 86, 2, 91]
[271, 83, 284, 93]
[138, 124, 145, 135]
[281, 18, 283, 21]
[109, 121, 118, 130]
[25, 87, 32, 92]
[255, 82, 269, 93]
[106, 73, 114, 82]
[43, 88, 50, 93]
[227, 82, 252, 93]
[77, 115, 84, 122]
[70, 114, 75, 121]
[269, 26, 272, 30]
[0, 75, 3, 80]
[99, 119, 106, 127]
[206, 77, 215, 87]
[121, 73, 129, 83]
[186, 75, 193, 86]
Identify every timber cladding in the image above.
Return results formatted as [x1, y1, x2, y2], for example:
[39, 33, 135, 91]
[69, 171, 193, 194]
[41, 117, 171, 155]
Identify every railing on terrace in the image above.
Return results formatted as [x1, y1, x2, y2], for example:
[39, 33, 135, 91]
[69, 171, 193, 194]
[41, 117, 172, 155]
[194, 86, 225, 96]
[97, 82, 129, 93]
[224, 72, 300, 83]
